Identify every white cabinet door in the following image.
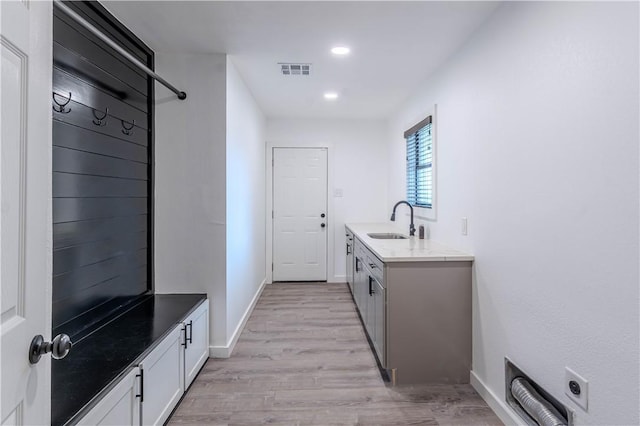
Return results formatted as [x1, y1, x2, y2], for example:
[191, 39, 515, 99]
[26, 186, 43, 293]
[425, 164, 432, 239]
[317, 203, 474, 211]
[140, 325, 183, 426]
[78, 367, 140, 426]
[183, 302, 209, 388]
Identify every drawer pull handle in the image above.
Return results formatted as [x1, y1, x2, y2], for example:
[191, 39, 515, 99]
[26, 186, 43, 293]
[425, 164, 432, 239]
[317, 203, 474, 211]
[136, 368, 144, 402]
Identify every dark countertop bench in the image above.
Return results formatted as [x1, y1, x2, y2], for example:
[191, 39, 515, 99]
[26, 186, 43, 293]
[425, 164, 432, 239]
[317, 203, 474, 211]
[52, 293, 207, 426]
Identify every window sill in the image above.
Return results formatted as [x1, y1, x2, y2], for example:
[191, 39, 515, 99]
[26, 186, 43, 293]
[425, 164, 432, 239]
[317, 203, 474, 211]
[414, 206, 436, 221]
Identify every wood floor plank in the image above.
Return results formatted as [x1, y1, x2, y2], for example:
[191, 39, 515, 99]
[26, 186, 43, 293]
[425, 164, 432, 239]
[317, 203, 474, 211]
[169, 283, 502, 425]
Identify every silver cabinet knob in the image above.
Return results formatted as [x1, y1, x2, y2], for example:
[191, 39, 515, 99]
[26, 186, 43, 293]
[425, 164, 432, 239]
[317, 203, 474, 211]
[29, 334, 72, 364]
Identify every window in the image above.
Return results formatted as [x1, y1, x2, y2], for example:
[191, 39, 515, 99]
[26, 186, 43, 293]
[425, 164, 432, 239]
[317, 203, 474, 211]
[405, 115, 434, 209]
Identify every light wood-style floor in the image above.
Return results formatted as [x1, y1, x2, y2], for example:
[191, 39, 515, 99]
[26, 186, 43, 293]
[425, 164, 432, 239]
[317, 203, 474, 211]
[169, 283, 502, 425]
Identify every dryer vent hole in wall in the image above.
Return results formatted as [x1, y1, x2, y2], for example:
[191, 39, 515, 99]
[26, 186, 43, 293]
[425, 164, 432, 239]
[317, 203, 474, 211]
[505, 358, 574, 426]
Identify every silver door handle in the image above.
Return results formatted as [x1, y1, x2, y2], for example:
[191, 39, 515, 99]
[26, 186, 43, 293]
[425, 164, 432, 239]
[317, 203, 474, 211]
[29, 333, 72, 364]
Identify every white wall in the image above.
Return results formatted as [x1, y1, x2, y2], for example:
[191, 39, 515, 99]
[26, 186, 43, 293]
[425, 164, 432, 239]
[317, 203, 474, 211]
[266, 119, 388, 282]
[387, 2, 639, 424]
[225, 59, 267, 344]
[154, 53, 228, 348]
[155, 54, 266, 356]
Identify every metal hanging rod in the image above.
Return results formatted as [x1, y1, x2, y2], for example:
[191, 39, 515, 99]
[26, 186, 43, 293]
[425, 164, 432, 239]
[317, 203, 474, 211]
[53, 0, 187, 100]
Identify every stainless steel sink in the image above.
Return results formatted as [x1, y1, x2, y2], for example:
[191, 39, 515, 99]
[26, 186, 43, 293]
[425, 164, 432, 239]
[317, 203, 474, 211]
[367, 233, 408, 240]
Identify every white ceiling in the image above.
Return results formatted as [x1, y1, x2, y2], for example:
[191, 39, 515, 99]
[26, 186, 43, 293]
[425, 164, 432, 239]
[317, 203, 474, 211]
[103, 1, 500, 119]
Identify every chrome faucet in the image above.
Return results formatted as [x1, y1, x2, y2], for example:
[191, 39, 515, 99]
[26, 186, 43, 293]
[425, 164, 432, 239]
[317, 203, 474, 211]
[390, 200, 415, 236]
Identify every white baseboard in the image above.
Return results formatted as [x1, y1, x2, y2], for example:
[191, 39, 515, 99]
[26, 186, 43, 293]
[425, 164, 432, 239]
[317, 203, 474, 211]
[209, 345, 231, 358]
[209, 278, 267, 359]
[267, 278, 346, 284]
[470, 370, 522, 425]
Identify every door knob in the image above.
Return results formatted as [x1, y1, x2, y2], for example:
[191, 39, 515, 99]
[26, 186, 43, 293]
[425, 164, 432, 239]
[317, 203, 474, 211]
[29, 333, 72, 364]
[321, 223, 326, 228]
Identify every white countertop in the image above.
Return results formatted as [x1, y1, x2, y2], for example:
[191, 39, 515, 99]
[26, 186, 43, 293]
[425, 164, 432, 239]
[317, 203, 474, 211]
[345, 223, 474, 262]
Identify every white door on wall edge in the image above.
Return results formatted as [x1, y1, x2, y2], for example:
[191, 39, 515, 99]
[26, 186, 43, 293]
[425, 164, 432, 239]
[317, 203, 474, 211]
[1, 1, 53, 424]
[273, 148, 328, 281]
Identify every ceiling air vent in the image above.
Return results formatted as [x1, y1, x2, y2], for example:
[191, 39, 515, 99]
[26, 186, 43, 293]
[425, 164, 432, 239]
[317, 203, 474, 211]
[279, 63, 311, 76]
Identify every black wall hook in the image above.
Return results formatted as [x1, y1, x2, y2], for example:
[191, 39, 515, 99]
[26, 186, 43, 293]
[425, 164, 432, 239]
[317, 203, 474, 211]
[92, 107, 109, 126]
[52, 92, 72, 114]
[121, 119, 135, 136]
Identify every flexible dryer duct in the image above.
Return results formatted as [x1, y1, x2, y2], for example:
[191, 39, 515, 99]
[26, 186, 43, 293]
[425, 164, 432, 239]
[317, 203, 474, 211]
[511, 377, 567, 426]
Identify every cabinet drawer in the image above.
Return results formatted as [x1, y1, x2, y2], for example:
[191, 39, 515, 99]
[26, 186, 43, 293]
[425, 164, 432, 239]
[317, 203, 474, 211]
[354, 237, 365, 259]
[365, 252, 384, 285]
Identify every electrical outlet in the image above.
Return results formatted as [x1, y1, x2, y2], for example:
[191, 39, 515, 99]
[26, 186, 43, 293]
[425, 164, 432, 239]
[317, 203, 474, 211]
[565, 367, 588, 411]
[461, 217, 468, 236]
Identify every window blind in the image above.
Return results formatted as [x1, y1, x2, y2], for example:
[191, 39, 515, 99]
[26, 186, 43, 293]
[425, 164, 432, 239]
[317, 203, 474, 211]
[405, 116, 433, 208]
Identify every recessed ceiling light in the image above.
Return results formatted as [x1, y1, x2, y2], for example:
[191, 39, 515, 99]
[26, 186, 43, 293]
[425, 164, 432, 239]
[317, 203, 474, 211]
[324, 92, 339, 100]
[331, 46, 350, 56]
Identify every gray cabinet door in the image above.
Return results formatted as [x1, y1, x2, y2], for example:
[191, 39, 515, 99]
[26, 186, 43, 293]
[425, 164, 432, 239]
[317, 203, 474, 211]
[345, 230, 354, 294]
[353, 257, 360, 307]
[373, 278, 386, 366]
[354, 256, 367, 318]
[365, 275, 375, 337]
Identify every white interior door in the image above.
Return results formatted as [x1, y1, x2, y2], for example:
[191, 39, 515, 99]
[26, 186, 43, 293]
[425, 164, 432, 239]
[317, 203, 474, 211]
[273, 148, 328, 281]
[1, 1, 53, 424]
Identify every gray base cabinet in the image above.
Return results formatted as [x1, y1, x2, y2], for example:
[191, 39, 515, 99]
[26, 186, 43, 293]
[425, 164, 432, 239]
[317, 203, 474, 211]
[386, 261, 472, 385]
[351, 235, 471, 385]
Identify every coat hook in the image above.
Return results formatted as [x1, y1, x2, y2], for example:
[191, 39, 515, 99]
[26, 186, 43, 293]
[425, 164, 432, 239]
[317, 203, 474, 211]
[52, 92, 72, 114]
[121, 119, 135, 136]
[92, 107, 109, 126]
